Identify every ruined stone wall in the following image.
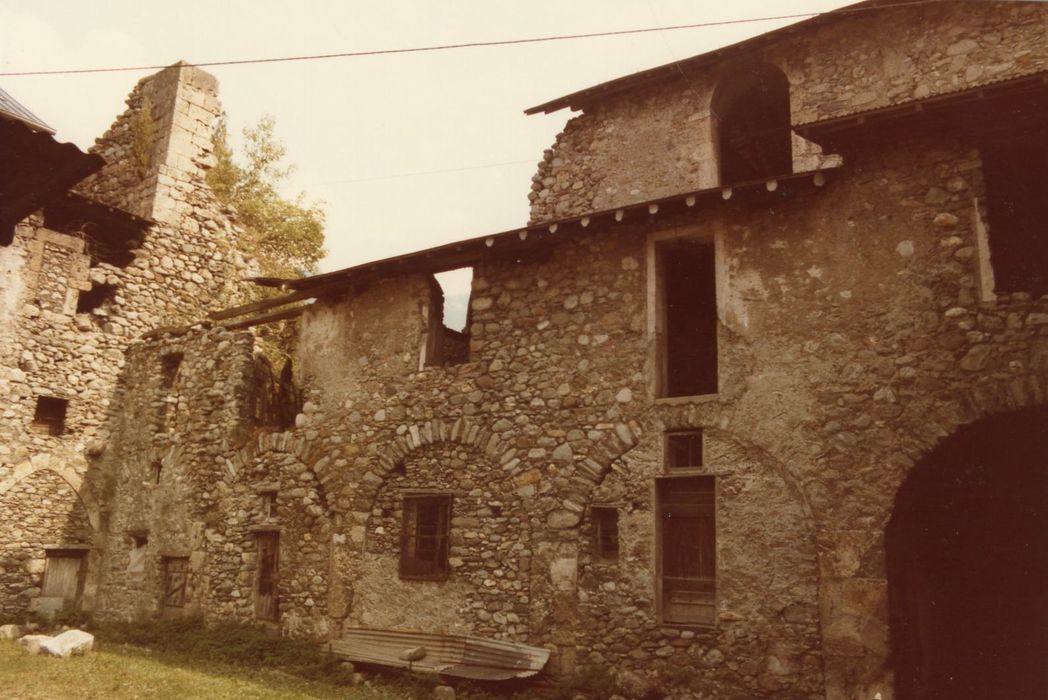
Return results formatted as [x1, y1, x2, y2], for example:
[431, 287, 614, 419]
[90, 329, 260, 621]
[0, 63, 253, 617]
[528, 0, 1048, 222]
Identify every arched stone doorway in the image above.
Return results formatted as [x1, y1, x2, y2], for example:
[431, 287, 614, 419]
[886, 407, 1048, 699]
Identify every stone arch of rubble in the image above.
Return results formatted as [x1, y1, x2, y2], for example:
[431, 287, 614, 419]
[227, 432, 322, 481]
[354, 416, 642, 525]
[0, 459, 100, 531]
[851, 371, 1048, 568]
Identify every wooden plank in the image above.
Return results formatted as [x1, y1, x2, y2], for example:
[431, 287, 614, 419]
[219, 305, 306, 331]
[208, 287, 316, 321]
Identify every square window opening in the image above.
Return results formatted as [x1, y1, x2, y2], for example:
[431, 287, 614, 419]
[400, 494, 452, 581]
[656, 239, 718, 397]
[667, 430, 704, 470]
[32, 396, 68, 436]
[657, 476, 716, 626]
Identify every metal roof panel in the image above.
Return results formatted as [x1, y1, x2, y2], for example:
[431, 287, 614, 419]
[0, 86, 55, 134]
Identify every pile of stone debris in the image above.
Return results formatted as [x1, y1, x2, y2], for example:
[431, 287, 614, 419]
[0, 623, 94, 658]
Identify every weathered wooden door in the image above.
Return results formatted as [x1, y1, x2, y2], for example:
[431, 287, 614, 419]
[162, 557, 189, 608]
[255, 532, 279, 620]
[41, 552, 84, 606]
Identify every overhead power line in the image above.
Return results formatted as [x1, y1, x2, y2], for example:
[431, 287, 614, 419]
[0, 0, 946, 77]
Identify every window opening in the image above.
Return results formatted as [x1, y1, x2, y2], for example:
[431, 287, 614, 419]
[980, 135, 1048, 296]
[592, 506, 620, 562]
[160, 353, 183, 390]
[128, 533, 148, 573]
[657, 239, 718, 397]
[255, 532, 280, 620]
[75, 283, 117, 315]
[667, 430, 704, 470]
[400, 494, 452, 581]
[261, 491, 278, 519]
[426, 268, 473, 367]
[658, 476, 716, 625]
[711, 62, 792, 184]
[161, 556, 189, 608]
[31, 396, 68, 436]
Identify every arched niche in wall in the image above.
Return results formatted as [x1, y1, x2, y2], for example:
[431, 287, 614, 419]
[711, 62, 792, 185]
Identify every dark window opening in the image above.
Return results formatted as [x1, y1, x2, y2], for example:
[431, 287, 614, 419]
[981, 135, 1048, 296]
[592, 506, 620, 562]
[425, 268, 473, 367]
[658, 476, 716, 626]
[152, 460, 163, 484]
[712, 63, 792, 184]
[31, 396, 68, 436]
[658, 239, 718, 397]
[160, 353, 183, 390]
[75, 283, 117, 315]
[400, 494, 451, 581]
[667, 430, 704, 470]
[161, 556, 189, 608]
[255, 532, 280, 620]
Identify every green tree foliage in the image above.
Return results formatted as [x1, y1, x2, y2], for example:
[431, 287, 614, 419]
[208, 114, 326, 278]
[207, 115, 326, 366]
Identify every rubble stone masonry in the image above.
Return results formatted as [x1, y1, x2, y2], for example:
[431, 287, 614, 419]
[0, 63, 251, 616]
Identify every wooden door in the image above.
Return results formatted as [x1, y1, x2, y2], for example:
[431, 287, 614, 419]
[41, 552, 84, 605]
[255, 532, 279, 620]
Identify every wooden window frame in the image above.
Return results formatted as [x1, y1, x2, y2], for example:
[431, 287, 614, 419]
[666, 429, 704, 470]
[399, 493, 452, 582]
[261, 490, 278, 519]
[655, 475, 717, 628]
[652, 237, 719, 399]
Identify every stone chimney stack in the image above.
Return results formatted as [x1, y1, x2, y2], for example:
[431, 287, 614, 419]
[77, 61, 223, 227]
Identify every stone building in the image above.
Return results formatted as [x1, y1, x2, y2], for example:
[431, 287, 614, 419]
[0, 64, 253, 617]
[6, 2, 1048, 700]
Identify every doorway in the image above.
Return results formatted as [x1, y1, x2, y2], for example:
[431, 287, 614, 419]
[886, 408, 1048, 699]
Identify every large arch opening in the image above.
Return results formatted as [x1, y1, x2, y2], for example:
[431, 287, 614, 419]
[711, 62, 792, 185]
[886, 407, 1048, 699]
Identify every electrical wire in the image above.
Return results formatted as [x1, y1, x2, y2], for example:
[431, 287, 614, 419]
[0, 0, 948, 77]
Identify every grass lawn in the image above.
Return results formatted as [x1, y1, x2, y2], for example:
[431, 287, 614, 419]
[0, 640, 412, 700]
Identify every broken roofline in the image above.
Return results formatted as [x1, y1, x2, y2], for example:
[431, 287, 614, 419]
[249, 166, 836, 297]
[523, 0, 884, 115]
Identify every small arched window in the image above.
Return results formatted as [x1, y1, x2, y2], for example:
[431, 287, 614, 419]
[712, 63, 792, 184]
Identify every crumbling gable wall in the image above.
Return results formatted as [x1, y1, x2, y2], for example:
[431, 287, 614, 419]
[0, 63, 253, 618]
[529, 0, 1048, 222]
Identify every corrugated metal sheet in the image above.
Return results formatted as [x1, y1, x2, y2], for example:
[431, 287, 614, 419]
[0, 87, 54, 134]
[330, 628, 550, 680]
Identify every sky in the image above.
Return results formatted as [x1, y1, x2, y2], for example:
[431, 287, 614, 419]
[0, 0, 854, 292]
